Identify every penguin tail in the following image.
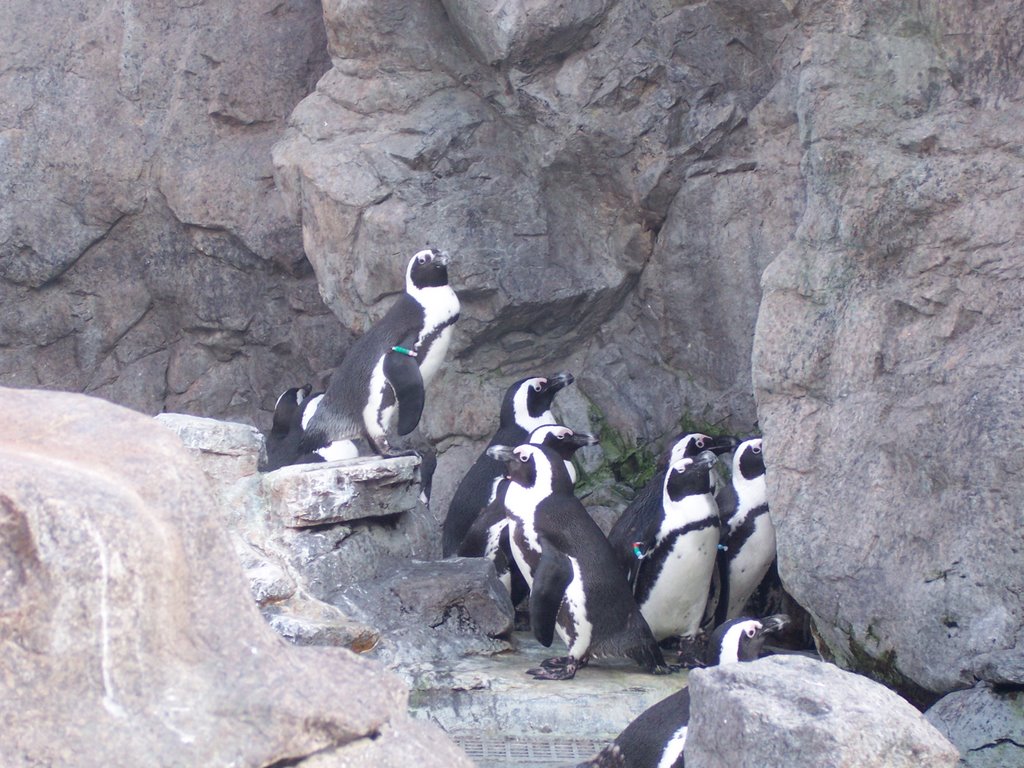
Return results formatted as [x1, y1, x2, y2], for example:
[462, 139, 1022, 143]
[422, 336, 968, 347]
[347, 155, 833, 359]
[593, 608, 667, 673]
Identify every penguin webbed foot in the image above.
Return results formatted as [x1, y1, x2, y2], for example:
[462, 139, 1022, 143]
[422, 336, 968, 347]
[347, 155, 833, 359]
[652, 662, 683, 675]
[527, 656, 580, 680]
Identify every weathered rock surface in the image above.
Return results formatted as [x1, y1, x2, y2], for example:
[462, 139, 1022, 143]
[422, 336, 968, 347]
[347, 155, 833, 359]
[0, 0, 341, 422]
[752, 2, 1024, 701]
[156, 411, 513, 668]
[685, 655, 961, 768]
[0, 387, 471, 767]
[927, 683, 1024, 768]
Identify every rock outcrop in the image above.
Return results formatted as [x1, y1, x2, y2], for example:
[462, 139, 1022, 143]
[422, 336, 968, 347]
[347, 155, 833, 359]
[927, 683, 1024, 768]
[685, 655, 960, 768]
[752, 2, 1024, 702]
[0, 0, 339, 421]
[0, 387, 471, 767]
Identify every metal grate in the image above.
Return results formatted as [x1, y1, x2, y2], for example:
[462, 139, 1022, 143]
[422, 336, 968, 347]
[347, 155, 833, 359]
[452, 734, 606, 767]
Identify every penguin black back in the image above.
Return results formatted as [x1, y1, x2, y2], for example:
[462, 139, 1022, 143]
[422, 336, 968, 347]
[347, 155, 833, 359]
[441, 373, 574, 556]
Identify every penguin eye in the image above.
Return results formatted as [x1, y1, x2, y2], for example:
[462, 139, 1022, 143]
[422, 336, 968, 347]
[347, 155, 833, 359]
[751, 444, 762, 455]
[519, 454, 530, 463]
[531, 382, 543, 392]
[745, 626, 757, 638]
[417, 254, 428, 265]
[556, 432, 566, 439]
[695, 437, 706, 449]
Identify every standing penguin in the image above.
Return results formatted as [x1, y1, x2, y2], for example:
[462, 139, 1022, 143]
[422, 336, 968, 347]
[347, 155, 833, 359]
[458, 423, 598, 602]
[715, 437, 775, 625]
[623, 451, 722, 664]
[578, 613, 789, 768]
[441, 373, 574, 557]
[299, 248, 459, 459]
[608, 433, 737, 579]
[488, 443, 666, 681]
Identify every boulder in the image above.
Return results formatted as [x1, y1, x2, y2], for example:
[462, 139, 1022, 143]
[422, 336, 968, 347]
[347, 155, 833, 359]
[685, 655, 960, 768]
[927, 683, 1024, 768]
[752, 2, 1024, 701]
[0, 387, 470, 767]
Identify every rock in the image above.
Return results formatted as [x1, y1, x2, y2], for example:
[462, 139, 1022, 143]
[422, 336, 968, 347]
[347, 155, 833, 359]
[0, 387, 470, 767]
[685, 655, 960, 768]
[752, 2, 1024, 701]
[0, 0, 341, 422]
[338, 558, 515, 668]
[926, 683, 1024, 768]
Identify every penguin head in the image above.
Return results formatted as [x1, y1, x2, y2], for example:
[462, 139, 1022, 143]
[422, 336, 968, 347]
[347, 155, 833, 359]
[271, 385, 312, 434]
[733, 437, 766, 482]
[662, 432, 739, 470]
[502, 372, 575, 429]
[708, 614, 790, 665]
[664, 450, 718, 501]
[406, 248, 451, 290]
[487, 443, 572, 493]
[528, 424, 599, 462]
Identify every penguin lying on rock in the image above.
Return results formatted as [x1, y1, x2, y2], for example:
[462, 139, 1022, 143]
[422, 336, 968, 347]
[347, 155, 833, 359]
[442, 373, 575, 557]
[488, 443, 668, 681]
[578, 613, 790, 768]
[458, 423, 598, 604]
[298, 248, 459, 460]
[262, 384, 313, 471]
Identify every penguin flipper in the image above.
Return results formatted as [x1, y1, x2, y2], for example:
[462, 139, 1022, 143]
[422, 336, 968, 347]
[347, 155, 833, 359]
[383, 346, 425, 435]
[529, 544, 574, 648]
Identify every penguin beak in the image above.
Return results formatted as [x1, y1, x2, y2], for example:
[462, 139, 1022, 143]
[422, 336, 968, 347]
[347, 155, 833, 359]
[486, 445, 517, 463]
[708, 434, 740, 455]
[432, 249, 450, 266]
[545, 372, 574, 392]
[567, 431, 599, 449]
[694, 450, 719, 469]
[757, 614, 790, 637]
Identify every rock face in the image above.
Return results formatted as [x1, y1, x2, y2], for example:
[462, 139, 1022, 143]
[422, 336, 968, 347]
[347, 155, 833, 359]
[752, 2, 1024, 701]
[927, 684, 1024, 768]
[0, 0, 341, 422]
[0, 387, 471, 767]
[685, 655, 961, 768]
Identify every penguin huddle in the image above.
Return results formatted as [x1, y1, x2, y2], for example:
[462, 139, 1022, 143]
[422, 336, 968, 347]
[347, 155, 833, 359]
[260, 245, 784, 685]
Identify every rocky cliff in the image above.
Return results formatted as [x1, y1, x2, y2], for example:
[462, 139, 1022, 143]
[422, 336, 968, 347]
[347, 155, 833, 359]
[2, 0, 1022, 761]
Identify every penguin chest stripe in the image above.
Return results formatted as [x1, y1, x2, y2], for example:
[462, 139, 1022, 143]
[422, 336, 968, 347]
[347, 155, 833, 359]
[658, 726, 688, 768]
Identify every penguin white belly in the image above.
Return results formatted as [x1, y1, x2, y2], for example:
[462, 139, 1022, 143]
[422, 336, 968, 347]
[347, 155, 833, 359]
[658, 725, 688, 768]
[555, 556, 591, 658]
[361, 358, 396, 441]
[414, 285, 459, 385]
[725, 514, 777, 619]
[641, 525, 719, 640]
[507, 515, 538, 588]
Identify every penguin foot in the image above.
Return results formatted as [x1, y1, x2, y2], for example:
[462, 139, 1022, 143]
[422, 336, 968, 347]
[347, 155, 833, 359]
[526, 657, 579, 680]
[675, 634, 708, 668]
[652, 663, 683, 675]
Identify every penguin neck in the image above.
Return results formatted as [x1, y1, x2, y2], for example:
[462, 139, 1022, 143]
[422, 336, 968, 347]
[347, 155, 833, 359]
[407, 281, 459, 332]
[660, 489, 718, 532]
[731, 473, 767, 522]
[506, 455, 555, 514]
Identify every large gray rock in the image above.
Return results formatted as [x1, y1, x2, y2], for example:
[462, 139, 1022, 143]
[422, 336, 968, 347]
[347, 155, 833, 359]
[752, 2, 1024, 701]
[0, 387, 471, 767]
[0, 0, 341, 422]
[685, 655, 960, 768]
[927, 683, 1024, 768]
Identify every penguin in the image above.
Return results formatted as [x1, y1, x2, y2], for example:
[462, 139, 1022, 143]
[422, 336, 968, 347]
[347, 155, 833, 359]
[623, 451, 722, 664]
[714, 437, 775, 626]
[299, 248, 459, 459]
[441, 372, 574, 557]
[457, 424, 598, 602]
[607, 433, 737, 581]
[488, 443, 667, 681]
[578, 614, 790, 768]
[262, 384, 312, 471]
